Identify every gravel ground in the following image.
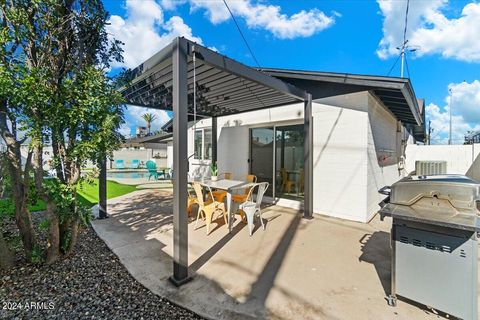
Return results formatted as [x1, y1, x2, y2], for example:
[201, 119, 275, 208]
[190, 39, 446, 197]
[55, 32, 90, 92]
[0, 213, 203, 320]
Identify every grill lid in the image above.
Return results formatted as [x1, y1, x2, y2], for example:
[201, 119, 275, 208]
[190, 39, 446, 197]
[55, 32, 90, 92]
[389, 175, 480, 213]
[379, 175, 480, 231]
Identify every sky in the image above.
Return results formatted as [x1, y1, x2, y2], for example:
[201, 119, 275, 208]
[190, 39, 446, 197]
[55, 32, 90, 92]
[103, 0, 480, 144]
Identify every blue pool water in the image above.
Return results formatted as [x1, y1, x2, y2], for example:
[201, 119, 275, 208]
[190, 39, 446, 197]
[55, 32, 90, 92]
[107, 171, 150, 179]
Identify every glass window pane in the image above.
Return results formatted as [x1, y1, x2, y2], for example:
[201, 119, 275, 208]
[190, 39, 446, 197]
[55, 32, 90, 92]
[275, 124, 304, 200]
[204, 129, 212, 160]
[194, 130, 202, 159]
[250, 127, 274, 197]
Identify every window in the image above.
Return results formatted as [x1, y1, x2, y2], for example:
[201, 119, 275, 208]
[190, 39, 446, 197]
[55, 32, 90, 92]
[194, 130, 202, 159]
[194, 129, 212, 160]
[204, 129, 212, 160]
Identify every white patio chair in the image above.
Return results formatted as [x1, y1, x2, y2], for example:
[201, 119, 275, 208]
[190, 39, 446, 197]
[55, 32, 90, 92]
[239, 182, 269, 236]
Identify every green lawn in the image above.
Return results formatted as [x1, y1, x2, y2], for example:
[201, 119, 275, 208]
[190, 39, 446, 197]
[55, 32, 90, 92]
[0, 179, 136, 215]
[77, 179, 137, 206]
[0, 198, 47, 216]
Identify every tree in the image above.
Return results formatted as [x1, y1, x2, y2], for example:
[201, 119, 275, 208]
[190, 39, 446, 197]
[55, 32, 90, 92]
[0, 0, 124, 264]
[142, 113, 157, 135]
[0, 152, 14, 269]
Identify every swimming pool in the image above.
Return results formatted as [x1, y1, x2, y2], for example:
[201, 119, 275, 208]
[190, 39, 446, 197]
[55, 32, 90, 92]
[107, 171, 150, 179]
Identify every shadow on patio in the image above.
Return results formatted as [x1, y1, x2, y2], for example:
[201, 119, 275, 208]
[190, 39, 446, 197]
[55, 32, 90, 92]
[92, 189, 453, 320]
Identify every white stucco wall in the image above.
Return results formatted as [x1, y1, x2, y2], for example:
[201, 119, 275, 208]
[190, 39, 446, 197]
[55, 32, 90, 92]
[312, 93, 369, 222]
[187, 104, 305, 179]
[184, 92, 415, 223]
[167, 142, 173, 170]
[112, 148, 167, 168]
[405, 144, 480, 175]
[366, 94, 406, 221]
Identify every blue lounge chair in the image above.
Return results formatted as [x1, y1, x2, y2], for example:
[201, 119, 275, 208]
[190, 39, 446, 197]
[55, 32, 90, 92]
[115, 159, 125, 169]
[130, 159, 140, 169]
[146, 160, 165, 180]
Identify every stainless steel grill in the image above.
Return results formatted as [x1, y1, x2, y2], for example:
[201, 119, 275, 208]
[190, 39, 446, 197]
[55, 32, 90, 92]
[379, 175, 480, 320]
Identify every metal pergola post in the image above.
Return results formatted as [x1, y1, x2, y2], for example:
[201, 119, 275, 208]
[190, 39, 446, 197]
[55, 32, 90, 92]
[98, 155, 108, 219]
[212, 116, 217, 164]
[303, 93, 313, 219]
[169, 38, 191, 286]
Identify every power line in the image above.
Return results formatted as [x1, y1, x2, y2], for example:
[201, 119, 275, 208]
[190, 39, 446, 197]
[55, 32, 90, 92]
[403, 0, 410, 45]
[387, 53, 401, 76]
[222, 0, 261, 68]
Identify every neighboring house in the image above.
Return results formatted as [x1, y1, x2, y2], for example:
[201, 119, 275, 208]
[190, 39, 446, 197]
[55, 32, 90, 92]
[182, 70, 424, 223]
[135, 126, 148, 137]
[19, 144, 53, 169]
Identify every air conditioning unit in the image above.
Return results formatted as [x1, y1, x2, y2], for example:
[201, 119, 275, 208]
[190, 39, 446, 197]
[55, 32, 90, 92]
[415, 161, 447, 176]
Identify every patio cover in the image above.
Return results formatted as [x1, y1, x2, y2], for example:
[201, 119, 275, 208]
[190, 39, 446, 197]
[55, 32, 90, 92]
[122, 40, 307, 117]
[109, 37, 312, 286]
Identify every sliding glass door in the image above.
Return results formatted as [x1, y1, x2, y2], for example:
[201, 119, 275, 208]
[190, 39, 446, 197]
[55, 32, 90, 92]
[250, 127, 274, 197]
[249, 124, 304, 200]
[275, 124, 304, 200]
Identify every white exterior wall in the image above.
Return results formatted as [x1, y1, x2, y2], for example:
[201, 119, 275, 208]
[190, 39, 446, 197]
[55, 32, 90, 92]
[112, 147, 168, 169]
[366, 94, 406, 221]
[188, 104, 305, 179]
[312, 93, 369, 222]
[185, 92, 415, 223]
[405, 144, 480, 175]
[167, 142, 173, 170]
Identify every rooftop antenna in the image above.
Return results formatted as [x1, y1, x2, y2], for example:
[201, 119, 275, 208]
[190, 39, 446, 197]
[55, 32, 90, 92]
[396, 0, 419, 78]
[448, 88, 453, 145]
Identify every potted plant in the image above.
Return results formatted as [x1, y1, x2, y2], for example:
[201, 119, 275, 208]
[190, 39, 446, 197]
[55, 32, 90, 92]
[210, 162, 218, 181]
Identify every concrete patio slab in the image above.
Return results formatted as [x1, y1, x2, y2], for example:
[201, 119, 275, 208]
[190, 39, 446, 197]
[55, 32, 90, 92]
[91, 189, 479, 320]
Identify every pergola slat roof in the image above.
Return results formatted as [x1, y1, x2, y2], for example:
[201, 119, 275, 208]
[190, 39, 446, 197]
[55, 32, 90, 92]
[121, 39, 307, 117]
[115, 38, 314, 286]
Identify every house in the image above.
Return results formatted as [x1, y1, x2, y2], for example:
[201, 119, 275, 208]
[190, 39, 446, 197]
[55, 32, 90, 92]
[135, 41, 425, 223]
[118, 37, 425, 284]
[183, 70, 424, 223]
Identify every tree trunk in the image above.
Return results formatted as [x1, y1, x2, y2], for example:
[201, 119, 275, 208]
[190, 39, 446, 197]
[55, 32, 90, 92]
[66, 219, 78, 256]
[45, 202, 60, 264]
[14, 199, 37, 260]
[32, 144, 60, 264]
[0, 225, 14, 270]
[2, 128, 37, 261]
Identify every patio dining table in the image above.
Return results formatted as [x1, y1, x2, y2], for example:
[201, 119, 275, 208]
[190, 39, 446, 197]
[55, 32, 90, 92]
[189, 178, 253, 232]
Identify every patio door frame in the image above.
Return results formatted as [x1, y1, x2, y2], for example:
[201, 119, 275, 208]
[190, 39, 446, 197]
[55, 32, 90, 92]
[249, 121, 304, 202]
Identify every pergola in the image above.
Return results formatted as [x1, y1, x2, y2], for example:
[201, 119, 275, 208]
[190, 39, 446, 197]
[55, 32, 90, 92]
[99, 37, 312, 286]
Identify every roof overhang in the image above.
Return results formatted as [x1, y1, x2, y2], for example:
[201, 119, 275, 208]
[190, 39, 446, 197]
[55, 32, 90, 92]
[259, 68, 423, 126]
[121, 132, 173, 147]
[121, 38, 307, 118]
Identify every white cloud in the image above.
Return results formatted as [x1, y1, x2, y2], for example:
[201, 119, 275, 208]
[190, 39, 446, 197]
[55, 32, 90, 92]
[426, 80, 480, 143]
[377, 1, 480, 62]
[447, 80, 480, 123]
[107, 0, 334, 69]
[160, 0, 186, 11]
[124, 105, 171, 133]
[118, 123, 133, 138]
[107, 0, 204, 69]
[189, 0, 335, 39]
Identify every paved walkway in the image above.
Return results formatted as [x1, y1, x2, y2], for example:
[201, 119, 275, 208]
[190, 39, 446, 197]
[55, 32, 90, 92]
[91, 189, 479, 320]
